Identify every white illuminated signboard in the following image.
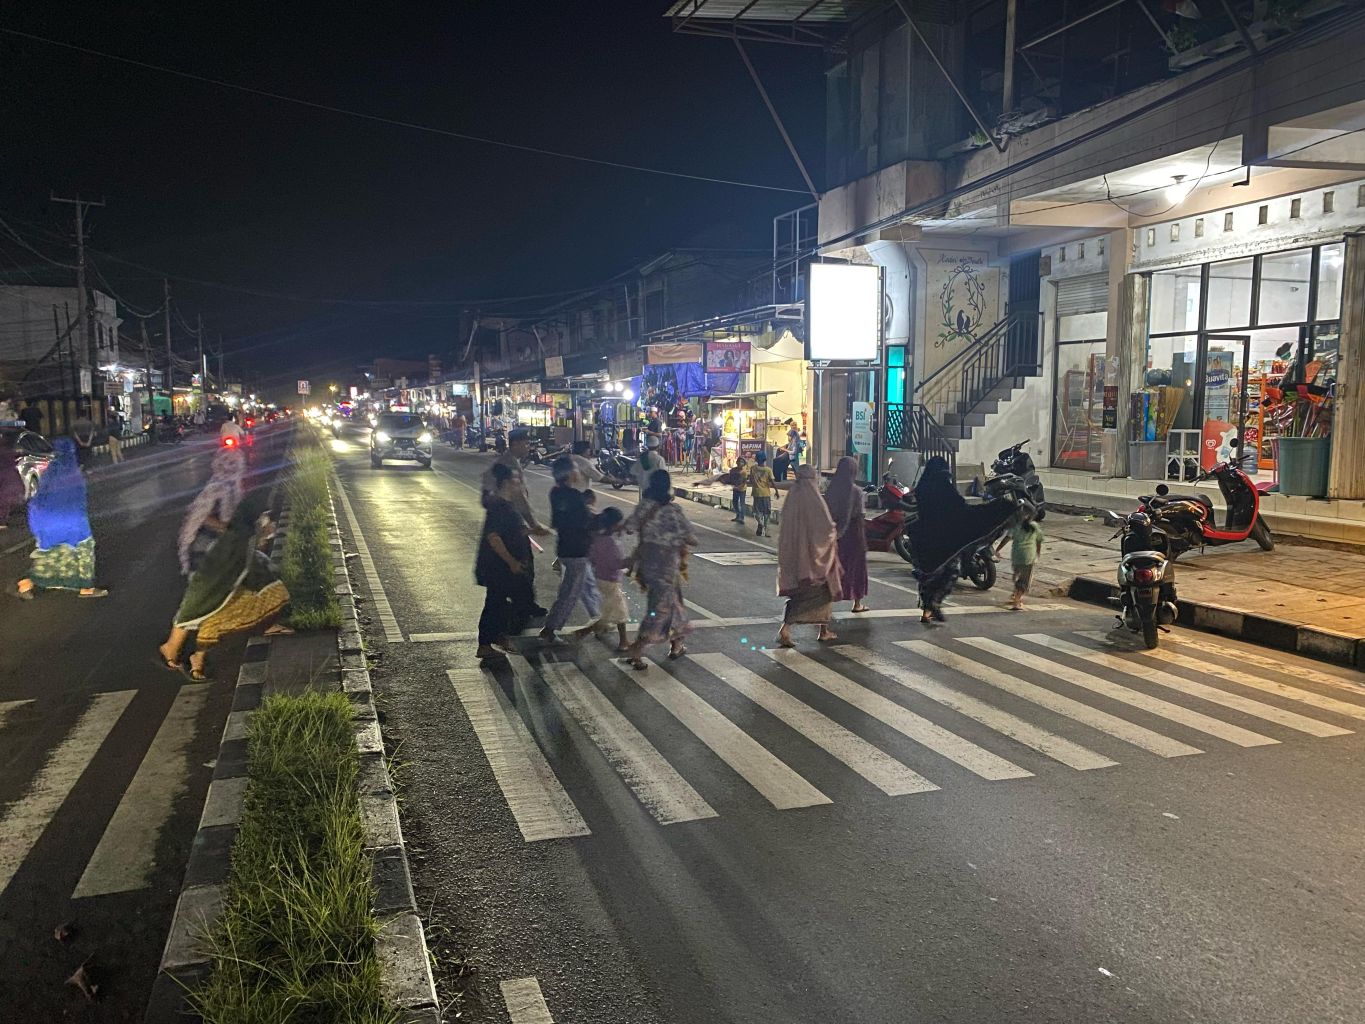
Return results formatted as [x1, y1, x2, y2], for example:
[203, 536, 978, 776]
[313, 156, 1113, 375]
[808, 263, 880, 362]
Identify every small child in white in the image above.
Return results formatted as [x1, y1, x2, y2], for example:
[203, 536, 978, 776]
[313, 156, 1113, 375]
[576, 506, 631, 649]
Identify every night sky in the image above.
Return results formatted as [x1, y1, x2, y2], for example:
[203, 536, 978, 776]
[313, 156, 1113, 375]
[1, 1, 823, 395]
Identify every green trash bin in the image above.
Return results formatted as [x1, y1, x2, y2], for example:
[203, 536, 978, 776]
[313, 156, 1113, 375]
[1276, 436, 1331, 497]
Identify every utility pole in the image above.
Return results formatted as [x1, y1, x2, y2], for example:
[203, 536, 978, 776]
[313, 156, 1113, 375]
[197, 313, 206, 412]
[139, 317, 154, 428]
[163, 279, 173, 401]
[50, 194, 105, 373]
[215, 335, 225, 394]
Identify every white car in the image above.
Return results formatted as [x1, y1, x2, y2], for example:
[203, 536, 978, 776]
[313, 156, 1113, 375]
[370, 413, 433, 469]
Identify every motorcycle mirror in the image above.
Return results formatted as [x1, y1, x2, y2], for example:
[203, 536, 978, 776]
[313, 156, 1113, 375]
[1155, 483, 1170, 496]
[1102, 510, 1124, 526]
[1229, 436, 1241, 449]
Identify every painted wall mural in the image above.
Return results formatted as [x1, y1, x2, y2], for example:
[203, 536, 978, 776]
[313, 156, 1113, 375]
[919, 250, 1000, 382]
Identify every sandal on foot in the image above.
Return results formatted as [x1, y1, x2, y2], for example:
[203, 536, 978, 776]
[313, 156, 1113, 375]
[851, 605, 869, 613]
[620, 656, 648, 671]
[78, 588, 108, 598]
[264, 624, 295, 636]
[667, 645, 687, 660]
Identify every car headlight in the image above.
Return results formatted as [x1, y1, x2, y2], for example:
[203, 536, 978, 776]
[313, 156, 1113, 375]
[375, 431, 391, 444]
[418, 431, 433, 444]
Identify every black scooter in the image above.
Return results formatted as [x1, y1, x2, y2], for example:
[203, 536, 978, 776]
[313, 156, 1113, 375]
[981, 440, 1046, 520]
[597, 448, 636, 489]
[1104, 508, 1179, 649]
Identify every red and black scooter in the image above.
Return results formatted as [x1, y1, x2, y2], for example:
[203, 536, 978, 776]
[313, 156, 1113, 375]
[1138, 438, 1274, 558]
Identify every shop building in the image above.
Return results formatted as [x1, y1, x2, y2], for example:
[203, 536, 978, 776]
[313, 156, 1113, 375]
[699, 0, 1365, 512]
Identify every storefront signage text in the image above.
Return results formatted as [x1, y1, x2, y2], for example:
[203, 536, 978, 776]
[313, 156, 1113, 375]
[851, 401, 874, 454]
[705, 341, 751, 372]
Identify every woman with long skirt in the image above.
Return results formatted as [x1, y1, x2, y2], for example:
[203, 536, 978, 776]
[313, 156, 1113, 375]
[824, 456, 869, 613]
[621, 469, 697, 668]
[776, 464, 842, 647]
[15, 439, 106, 599]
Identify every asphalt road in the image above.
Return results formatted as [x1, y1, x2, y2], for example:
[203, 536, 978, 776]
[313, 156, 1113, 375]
[0, 422, 292, 1019]
[331, 422, 1365, 1024]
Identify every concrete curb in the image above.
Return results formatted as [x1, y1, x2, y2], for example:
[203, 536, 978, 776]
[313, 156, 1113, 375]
[324, 486, 440, 1023]
[1067, 574, 1365, 669]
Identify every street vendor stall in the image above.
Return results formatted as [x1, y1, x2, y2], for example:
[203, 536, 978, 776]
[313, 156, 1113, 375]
[707, 391, 779, 469]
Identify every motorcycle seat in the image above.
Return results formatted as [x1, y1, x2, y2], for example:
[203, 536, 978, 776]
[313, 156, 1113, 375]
[1148, 493, 1214, 515]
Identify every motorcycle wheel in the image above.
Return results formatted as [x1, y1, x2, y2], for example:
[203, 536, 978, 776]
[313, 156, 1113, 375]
[1251, 518, 1275, 552]
[1141, 615, 1160, 649]
[966, 550, 996, 590]
[611, 480, 625, 490]
[892, 534, 915, 564]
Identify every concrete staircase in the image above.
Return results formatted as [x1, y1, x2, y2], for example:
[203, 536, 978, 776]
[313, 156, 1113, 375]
[939, 372, 1040, 442]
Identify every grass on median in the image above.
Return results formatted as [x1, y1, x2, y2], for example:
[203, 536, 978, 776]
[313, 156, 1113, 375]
[281, 438, 343, 630]
[191, 691, 397, 1024]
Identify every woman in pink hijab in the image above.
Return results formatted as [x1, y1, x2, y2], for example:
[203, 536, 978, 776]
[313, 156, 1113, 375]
[776, 464, 842, 647]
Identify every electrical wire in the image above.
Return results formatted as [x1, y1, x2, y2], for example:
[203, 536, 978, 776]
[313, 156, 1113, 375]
[88, 258, 166, 319]
[0, 26, 809, 196]
[0, 213, 76, 270]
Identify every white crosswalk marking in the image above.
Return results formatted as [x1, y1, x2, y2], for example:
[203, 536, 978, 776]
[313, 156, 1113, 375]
[501, 976, 555, 1023]
[1046, 634, 1352, 738]
[1079, 632, 1365, 722]
[765, 649, 1032, 781]
[611, 659, 830, 810]
[73, 685, 211, 898]
[959, 638, 1277, 748]
[899, 641, 1202, 759]
[0, 699, 33, 731]
[834, 645, 1117, 771]
[692, 653, 939, 797]
[1166, 632, 1365, 697]
[534, 659, 717, 825]
[0, 690, 136, 897]
[447, 669, 590, 842]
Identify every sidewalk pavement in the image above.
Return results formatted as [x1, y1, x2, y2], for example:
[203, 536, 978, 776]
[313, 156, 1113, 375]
[669, 477, 1365, 669]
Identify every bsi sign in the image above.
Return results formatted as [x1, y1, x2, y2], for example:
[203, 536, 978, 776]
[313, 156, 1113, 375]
[851, 401, 874, 454]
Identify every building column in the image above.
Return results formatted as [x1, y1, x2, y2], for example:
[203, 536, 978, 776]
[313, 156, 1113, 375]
[1329, 232, 1365, 500]
[1101, 229, 1147, 478]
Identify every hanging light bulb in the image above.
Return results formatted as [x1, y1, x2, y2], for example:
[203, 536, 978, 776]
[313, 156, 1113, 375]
[1166, 174, 1194, 206]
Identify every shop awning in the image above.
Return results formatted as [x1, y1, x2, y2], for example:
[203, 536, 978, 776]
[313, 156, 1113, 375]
[645, 303, 803, 346]
[705, 390, 782, 404]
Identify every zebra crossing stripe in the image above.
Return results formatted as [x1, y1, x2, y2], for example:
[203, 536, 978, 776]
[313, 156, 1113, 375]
[834, 645, 1117, 771]
[1048, 634, 1352, 738]
[536, 660, 718, 825]
[611, 659, 830, 810]
[446, 669, 590, 842]
[898, 641, 1203, 759]
[73, 685, 211, 898]
[765, 649, 1032, 781]
[1081, 632, 1365, 722]
[958, 638, 1278, 748]
[501, 976, 555, 1023]
[693, 653, 940, 797]
[1164, 632, 1365, 698]
[0, 690, 136, 897]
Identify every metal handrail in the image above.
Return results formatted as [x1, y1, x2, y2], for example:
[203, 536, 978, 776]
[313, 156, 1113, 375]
[885, 402, 957, 480]
[917, 311, 1041, 423]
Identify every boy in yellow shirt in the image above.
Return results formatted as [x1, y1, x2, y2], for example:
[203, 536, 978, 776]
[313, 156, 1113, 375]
[748, 450, 777, 536]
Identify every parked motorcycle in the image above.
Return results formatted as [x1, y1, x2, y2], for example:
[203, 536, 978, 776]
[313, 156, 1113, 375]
[597, 448, 637, 489]
[1104, 508, 1179, 649]
[865, 471, 997, 590]
[1138, 438, 1274, 557]
[982, 439, 1046, 520]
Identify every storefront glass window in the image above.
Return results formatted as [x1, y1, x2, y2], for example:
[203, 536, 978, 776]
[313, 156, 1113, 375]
[1316, 243, 1344, 321]
[1205, 257, 1254, 330]
[1052, 341, 1105, 471]
[1257, 248, 1312, 326]
[1149, 268, 1202, 335]
[885, 345, 905, 405]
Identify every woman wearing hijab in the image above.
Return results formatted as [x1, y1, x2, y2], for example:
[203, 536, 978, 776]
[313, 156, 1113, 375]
[776, 464, 842, 647]
[824, 456, 869, 613]
[158, 496, 290, 679]
[178, 446, 246, 575]
[621, 469, 697, 668]
[14, 438, 105, 599]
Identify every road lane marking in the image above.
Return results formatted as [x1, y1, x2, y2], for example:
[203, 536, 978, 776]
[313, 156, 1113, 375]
[898, 641, 1202, 758]
[1153, 633, 1365, 705]
[959, 638, 1277, 748]
[611, 658, 829, 810]
[0, 690, 136, 897]
[333, 471, 405, 643]
[501, 977, 555, 1024]
[835, 645, 1117, 771]
[693, 653, 939, 796]
[73, 685, 211, 898]
[446, 669, 589, 842]
[0, 700, 34, 731]
[764, 649, 1031, 781]
[684, 598, 720, 619]
[530, 658, 717, 824]
[1058, 633, 1354, 737]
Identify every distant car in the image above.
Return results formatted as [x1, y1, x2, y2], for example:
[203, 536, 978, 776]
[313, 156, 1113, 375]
[0, 423, 56, 501]
[370, 413, 433, 470]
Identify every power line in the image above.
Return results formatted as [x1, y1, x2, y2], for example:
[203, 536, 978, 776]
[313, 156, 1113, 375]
[0, 26, 809, 196]
[0, 213, 77, 270]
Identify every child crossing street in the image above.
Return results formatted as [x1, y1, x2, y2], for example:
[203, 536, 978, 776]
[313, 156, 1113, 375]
[748, 450, 777, 537]
[574, 506, 631, 650]
[997, 512, 1044, 611]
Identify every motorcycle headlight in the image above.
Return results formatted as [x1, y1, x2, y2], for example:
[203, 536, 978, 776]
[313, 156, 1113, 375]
[418, 431, 433, 444]
[375, 431, 391, 444]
